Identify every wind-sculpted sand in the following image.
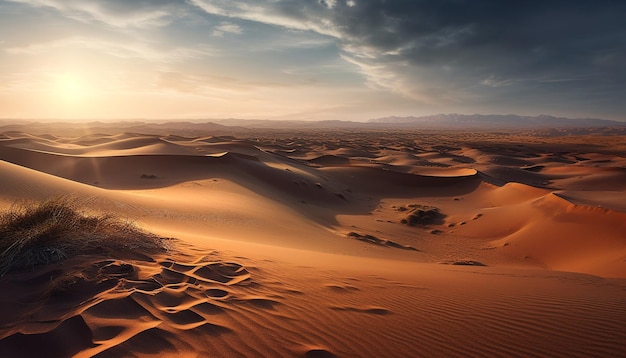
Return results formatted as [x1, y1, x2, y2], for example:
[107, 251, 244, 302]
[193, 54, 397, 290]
[0, 126, 625, 357]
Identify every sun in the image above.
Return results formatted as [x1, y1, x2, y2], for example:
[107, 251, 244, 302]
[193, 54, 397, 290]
[55, 72, 90, 102]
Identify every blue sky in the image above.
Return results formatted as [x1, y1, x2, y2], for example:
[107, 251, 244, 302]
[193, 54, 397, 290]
[0, 0, 624, 121]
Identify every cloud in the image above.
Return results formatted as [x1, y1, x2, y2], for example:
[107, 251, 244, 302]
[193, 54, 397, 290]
[5, 0, 187, 27]
[212, 22, 242, 37]
[189, 0, 342, 37]
[190, 0, 626, 114]
[6, 0, 624, 118]
[4, 36, 215, 63]
[157, 67, 322, 96]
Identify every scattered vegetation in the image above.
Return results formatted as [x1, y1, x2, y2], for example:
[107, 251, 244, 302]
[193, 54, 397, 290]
[397, 204, 445, 226]
[0, 197, 167, 276]
[440, 260, 487, 267]
[451, 260, 486, 266]
[347, 232, 418, 251]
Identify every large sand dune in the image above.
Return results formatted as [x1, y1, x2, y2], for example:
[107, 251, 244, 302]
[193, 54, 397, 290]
[0, 127, 625, 357]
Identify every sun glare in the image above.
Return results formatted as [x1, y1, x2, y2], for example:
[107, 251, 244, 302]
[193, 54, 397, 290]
[55, 72, 90, 102]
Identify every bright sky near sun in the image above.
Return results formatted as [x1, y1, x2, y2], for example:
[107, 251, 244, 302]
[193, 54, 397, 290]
[0, 1, 624, 121]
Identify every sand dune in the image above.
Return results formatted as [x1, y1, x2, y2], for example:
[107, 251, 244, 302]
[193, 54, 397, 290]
[1, 248, 624, 357]
[1, 127, 625, 357]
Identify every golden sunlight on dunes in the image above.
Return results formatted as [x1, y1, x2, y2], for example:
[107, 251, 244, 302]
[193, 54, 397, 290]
[0, 126, 625, 357]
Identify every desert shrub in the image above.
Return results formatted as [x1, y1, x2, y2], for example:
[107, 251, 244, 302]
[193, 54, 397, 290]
[398, 204, 445, 226]
[0, 196, 166, 276]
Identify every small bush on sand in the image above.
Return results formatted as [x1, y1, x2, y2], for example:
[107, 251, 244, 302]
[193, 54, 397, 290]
[398, 204, 445, 226]
[0, 196, 166, 276]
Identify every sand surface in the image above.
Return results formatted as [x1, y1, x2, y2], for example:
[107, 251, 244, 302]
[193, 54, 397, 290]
[0, 126, 625, 357]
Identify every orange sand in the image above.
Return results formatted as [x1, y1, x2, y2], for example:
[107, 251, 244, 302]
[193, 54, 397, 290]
[0, 125, 625, 357]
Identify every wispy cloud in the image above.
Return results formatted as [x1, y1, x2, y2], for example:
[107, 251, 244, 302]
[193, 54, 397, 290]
[211, 22, 242, 37]
[189, 0, 342, 37]
[4, 36, 215, 63]
[5, 0, 185, 27]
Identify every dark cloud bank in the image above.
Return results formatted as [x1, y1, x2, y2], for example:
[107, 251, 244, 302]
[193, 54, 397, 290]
[265, 0, 625, 118]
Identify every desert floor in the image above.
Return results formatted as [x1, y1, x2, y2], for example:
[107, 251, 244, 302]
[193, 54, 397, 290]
[0, 126, 625, 357]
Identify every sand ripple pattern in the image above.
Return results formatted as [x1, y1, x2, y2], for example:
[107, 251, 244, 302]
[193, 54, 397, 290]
[0, 251, 252, 357]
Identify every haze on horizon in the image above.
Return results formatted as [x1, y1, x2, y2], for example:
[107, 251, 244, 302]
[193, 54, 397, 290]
[0, 0, 624, 122]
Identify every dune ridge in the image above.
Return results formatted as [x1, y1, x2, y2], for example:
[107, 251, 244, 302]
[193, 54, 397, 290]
[1, 128, 625, 357]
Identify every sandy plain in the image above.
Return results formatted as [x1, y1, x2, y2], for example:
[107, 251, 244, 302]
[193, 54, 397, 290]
[0, 123, 624, 357]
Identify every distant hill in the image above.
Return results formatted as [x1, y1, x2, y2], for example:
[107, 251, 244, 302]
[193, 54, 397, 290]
[0, 121, 250, 137]
[212, 118, 365, 129]
[213, 114, 624, 130]
[1, 114, 624, 137]
[367, 114, 623, 128]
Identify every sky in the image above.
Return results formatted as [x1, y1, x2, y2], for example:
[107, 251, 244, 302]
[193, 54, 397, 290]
[0, 0, 624, 121]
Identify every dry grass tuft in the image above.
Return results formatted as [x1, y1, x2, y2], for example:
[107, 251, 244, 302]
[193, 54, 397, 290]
[0, 196, 167, 276]
[398, 204, 445, 226]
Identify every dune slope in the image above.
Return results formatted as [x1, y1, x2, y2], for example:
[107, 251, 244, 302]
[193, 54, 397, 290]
[0, 128, 625, 357]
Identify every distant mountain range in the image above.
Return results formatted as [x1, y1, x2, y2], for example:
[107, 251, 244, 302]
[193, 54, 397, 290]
[367, 114, 623, 128]
[211, 114, 624, 129]
[1, 114, 624, 137]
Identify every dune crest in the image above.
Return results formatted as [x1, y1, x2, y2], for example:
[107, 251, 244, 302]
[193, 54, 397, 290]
[1, 127, 625, 357]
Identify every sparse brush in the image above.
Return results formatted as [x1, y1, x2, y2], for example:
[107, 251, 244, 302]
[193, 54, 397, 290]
[0, 196, 167, 276]
[398, 204, 445, 226]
